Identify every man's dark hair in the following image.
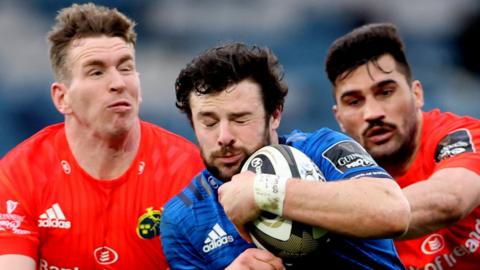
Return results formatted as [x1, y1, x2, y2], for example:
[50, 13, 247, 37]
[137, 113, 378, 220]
[325, 23, 412, 86]
[175, 42, 288, 122]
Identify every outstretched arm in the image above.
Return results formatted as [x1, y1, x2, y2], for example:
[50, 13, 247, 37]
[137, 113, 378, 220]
[283, 175, 410, 238]
[219, 171, 410, 239]
[400, 167, 480, 239]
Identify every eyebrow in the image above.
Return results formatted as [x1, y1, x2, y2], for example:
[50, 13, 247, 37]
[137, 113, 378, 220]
[197, 111, 216, 118]
[82, 55, 134, 69]
[197, 111, 252, 118]
[339, 79, 398, 100]
[374, 79, 397, 89]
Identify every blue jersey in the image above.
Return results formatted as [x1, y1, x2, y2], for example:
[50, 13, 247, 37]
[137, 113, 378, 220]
[160, 128, 405, 270]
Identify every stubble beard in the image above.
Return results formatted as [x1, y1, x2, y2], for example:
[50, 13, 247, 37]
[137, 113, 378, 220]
[202, 128, 271, 182]
[368, 117, 418, 176]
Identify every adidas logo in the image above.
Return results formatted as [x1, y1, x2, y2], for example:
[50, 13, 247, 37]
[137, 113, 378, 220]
[38, 203, 71, 229]
[202, 223, 234, 253]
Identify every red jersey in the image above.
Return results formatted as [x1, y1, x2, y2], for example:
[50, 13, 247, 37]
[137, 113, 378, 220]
[395, 110, 480, 270]
[0, 121, 204, 269]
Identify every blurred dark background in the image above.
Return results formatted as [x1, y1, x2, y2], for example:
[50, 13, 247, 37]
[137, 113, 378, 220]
[1, 0, 479, 157]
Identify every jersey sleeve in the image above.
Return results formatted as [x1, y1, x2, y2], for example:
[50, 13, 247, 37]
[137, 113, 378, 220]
[297, 129, 392, 181]
[0, 158, 39, 259]
[160, 198, 206, 270]
[433, 126, 480, 175]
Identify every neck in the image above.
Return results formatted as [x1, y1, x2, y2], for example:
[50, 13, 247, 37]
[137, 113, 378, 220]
[270, 130, 279, 145]
[65, 119, 141, 180]
[378, 150, 415, 178]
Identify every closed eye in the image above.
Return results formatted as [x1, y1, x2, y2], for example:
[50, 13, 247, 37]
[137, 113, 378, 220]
[201, 118, 218, 128]
[204, 122, 217, 128]
[88, 69, 103, 77]
[118, 61, 135, 73]
[234, 119, 248, 124]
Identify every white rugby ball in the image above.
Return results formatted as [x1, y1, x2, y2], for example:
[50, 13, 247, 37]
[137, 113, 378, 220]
[241, 144, 328, 260]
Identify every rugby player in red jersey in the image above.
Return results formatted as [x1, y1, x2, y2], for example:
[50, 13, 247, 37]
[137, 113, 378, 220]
[0, 3, 203, 269]
[326, 22, 480, 269]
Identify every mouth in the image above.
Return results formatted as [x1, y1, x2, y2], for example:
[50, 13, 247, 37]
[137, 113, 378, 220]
[107, 100, 132, 112]
[215, 152, 243, 166]
[364, 126, 395, 144]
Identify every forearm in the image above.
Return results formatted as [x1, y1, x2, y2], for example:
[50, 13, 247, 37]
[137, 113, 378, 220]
[0, 255, 35, 270]
[401, 183, 457, 238]
[399, 168, 480, 239]
[282, 177, 410, 238]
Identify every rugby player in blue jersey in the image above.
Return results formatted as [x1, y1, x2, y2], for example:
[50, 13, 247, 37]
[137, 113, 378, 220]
[160, 42, 410, 270]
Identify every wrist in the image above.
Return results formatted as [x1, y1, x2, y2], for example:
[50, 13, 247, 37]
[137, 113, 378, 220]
[253, 173, 288, 216]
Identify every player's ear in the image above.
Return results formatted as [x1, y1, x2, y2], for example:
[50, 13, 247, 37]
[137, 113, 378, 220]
[411, 80, 424, 109]
[269, 107, 282, 130]
[332, 105, 346, 132]
[51, 82, 72, 115]
[137, 72, 143, 104]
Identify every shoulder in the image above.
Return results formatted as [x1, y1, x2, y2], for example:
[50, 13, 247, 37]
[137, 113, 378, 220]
[282, 128, 355, 154]
[2, 123, 64, 167]
[282, 128, 391, 180]
[423, 109, 480, 134]
[282, 127, 350, 146]
[422, 110, 480, 160]
[140, 121, 198, 150]
[162, 171, 217, 225]
[139, 121, 202, 166]
[1, 124, 65, 203]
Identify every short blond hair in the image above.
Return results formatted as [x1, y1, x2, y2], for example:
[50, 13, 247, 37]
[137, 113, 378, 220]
[48, 3, 137, 82]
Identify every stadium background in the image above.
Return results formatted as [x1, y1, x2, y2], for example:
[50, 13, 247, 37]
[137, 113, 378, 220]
[1, 0, 479, 157]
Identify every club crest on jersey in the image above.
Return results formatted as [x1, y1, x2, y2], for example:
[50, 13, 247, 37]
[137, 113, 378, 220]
[435, 129, 475, 162]
[136, 207, 162, 239]
[322, 140, 377, 173]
